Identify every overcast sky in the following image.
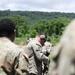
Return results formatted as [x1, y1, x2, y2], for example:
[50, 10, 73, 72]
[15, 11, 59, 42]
[0, 0, 75, 13]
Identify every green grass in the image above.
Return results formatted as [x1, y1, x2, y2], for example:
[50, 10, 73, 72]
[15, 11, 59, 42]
[14, 37, 26, 45]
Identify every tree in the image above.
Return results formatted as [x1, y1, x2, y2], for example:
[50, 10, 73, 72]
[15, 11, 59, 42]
[7, 14, 28, 37]
[28, 17, 71, 45]
[49, 17, 71, 36]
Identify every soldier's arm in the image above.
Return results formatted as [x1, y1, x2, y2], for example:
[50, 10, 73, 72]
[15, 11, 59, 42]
[49, 43, 63, 75]
[2, 51, 17, 75]
[15, 52, 29, 75]
[32, 44, 50, 64]
[3, 50, 28, 75]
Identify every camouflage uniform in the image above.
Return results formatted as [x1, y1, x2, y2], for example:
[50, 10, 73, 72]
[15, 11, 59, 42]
[0, 37, 28, 75]
[26, 38, 34, 44]
[49, 19, 75, 75]
[42, 41, 53, 75]
[25, 39, 50, 75]
[42, 41, 53, 56]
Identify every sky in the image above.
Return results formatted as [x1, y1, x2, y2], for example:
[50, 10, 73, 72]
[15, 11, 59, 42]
[0, 0, 75, 13]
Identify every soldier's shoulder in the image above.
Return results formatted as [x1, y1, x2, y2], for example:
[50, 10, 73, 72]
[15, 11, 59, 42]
[6, 42, 23, 57]
[52, 43, 62, 59]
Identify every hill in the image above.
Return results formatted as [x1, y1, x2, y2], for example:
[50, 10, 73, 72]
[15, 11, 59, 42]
[0, 10, 75, 25]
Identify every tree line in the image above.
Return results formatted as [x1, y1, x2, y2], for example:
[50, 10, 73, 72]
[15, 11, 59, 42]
[0, 10, 74, 44]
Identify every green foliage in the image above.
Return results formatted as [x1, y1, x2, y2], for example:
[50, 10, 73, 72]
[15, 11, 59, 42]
[27, 17, 71, 45]
[49, 17, 71, 36]
[14, 37, 26, 45]
[4, 14, 28, 37]
[0, 10, 72, 45]
[31, 20, 50, 33]
[27, 29, 37, 37]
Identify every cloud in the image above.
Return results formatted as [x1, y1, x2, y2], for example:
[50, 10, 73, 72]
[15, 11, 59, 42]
[0, 0, 75, 13]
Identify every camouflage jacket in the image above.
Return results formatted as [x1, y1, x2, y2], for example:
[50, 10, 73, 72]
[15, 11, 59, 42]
[49, 42, 75, 75]
[25, 39, 49, 75]
[0, 37, 28, 75]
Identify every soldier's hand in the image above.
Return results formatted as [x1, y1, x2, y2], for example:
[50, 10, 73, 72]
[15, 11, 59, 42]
[48, 58, 50, 64]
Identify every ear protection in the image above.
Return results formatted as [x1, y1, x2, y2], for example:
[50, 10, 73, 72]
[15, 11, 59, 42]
[40, 35, 46, 39]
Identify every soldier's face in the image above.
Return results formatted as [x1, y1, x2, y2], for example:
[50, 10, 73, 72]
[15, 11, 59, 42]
[40, 39, 46, 46]
[11, 30, 16, 42]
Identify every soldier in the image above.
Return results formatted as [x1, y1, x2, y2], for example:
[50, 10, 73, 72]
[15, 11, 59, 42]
[50, 19, 75, 75]
[42, 41, 53, 56]
[0, 18, 28, 75]
[24, 32, 50, 75]
[42, 41, 53, 75]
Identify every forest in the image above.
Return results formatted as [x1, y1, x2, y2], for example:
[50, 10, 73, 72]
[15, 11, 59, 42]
[0, 10, 75, 45]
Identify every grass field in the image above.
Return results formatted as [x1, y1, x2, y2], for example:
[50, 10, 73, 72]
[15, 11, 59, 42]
[14, 37, 26, 45]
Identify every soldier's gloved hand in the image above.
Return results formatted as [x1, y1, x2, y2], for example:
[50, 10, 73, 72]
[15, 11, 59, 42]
[46, 51, 50, 56]
[46, 58, 50, 65]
